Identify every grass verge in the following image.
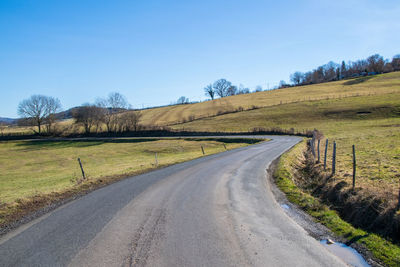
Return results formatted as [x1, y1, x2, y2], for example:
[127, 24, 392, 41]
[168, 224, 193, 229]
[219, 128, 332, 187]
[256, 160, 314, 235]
[274, 140, 400, 267]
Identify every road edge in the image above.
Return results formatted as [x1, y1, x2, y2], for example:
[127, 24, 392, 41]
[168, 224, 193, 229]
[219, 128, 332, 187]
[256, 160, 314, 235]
[267, 145, 384, 267]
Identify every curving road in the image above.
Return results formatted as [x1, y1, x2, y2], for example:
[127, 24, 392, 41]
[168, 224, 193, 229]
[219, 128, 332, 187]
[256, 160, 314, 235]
[0, 136, 347, 266]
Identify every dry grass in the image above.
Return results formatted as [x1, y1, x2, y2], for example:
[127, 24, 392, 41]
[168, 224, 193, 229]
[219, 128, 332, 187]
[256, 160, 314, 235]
[0, 125, 36, 135]
[274, 140, 400, 267]
[0, 138, 258, 226]
[174, 91, 400, 203]
[137, 72, 400, 126]
[5, 72, 400, 135]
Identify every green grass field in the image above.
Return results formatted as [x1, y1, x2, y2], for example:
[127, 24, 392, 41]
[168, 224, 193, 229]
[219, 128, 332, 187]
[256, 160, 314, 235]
[0, 138, 253, 204]
[0, 138, 258, 225]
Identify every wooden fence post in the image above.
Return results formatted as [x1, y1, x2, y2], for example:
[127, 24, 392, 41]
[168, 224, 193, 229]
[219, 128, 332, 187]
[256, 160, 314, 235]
[317, 139, 321, 163]
[311, 134, 316, 158]
[398, 180, 400, 210]
[352, 144, 356, 190]
[155, 153, 158, 167]
[332, 141, 336, 175]
[77, 158, 85, 179]
[201, 145, 205, 155]
[324, 139, 328, 171]
[223, 144, 227, 150]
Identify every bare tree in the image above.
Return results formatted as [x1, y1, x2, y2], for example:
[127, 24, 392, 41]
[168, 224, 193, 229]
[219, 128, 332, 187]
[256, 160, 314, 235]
[177, 96, 189, 104]
[96, 92, 130, 132]
[226, 85, 238, 96]
[121, 111, 142, 131]
[204, 84, 215, 100]
[383, 61, 393, 73]
[213, 79, 232, 98]
[340, 61, 347, 79]
[72, 105, 103, 134]
[108, 92, 129, 110]
[18, 95, 61, 134]
[290, 53, 399, 85]
[44, 97, 62, 133]
[237, 84, 250, 94]
[290, 72, 303, 85]
[279, 80, 287, 88]
[391, 55, 400, 71]
[367, 54, 385, 73]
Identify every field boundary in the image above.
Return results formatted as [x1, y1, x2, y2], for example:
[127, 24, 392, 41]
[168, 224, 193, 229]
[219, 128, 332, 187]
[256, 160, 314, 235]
[273, 140, 400, 266]
[0, 128, 312, 141]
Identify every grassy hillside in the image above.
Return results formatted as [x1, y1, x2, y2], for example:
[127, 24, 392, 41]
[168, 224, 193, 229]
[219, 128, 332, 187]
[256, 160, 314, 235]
[173, 92, 400, 198]
[4, 72, 399, 134]
[137, 72, 400, 126]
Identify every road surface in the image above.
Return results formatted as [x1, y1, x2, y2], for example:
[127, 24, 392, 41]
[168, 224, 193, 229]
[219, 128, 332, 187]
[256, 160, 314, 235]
[0, 136, 347, 266]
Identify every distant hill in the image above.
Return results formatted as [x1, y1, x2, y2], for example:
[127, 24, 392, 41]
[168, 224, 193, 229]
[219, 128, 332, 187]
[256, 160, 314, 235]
[0, 117, 16, 125]
[55, 106, 127, 120]
[55, 107, 80, 120]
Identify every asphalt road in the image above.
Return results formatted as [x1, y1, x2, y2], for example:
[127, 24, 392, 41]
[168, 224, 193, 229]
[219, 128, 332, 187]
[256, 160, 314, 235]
[0, 136, 347, 266]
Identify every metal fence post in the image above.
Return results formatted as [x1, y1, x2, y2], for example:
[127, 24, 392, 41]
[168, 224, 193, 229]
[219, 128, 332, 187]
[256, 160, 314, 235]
[352, 145, 356, 190]
[324, 139, 328, 171]
[332, 141, 336, 175]
[77, 158, 85, 179]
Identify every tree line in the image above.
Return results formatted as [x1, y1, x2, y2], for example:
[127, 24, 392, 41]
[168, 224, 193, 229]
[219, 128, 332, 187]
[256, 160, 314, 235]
[17, 92, 142, 135]
[204, 79, 260, 100]
[289, 53, 400, 87]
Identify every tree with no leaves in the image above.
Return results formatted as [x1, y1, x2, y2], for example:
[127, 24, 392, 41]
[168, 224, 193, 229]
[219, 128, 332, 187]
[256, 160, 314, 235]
[120, 111, 142, 132]
[290, 72, 303, 85]
[177, 96, 189, 104]
[213, 79, 232, 98]
[107, 92, 129, 110]
[279, 80, 287, 88]
[96, 92, 129, 132]
[18, 95, 61, 134]
[367, 54, 385, 73]
[226, 85, 238, 96]
[204, 84, 215, 100]
[44, 97, 62, 133]
[392, 55, 400, 71]
[72, 105, 104, 134]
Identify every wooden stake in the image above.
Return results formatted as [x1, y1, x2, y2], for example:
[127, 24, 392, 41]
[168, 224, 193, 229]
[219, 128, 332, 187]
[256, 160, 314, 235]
[332, 141, 336, 176]
[155, 153, 158, 167]
[311, 135, 316, 158]
[324, 139, 328, 170]
[398, 179, 400, 210]
[201, 145, 205, 155]
[223, 144, 227, 150]
[317, 139, 321, 163]
[352, 145, 356, 190]
[77, 158, 85, 179]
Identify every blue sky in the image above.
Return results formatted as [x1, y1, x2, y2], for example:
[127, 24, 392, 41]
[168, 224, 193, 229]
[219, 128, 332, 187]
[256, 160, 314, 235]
[1, 0, 399, 117]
